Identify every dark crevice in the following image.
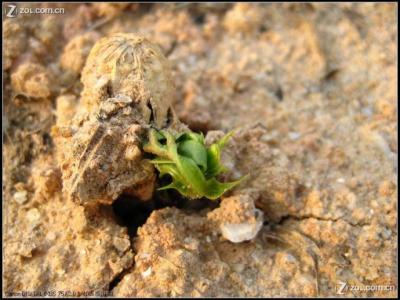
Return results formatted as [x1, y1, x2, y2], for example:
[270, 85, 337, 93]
[193, 13, 206, 25]
[108, 267, 131, 292]
[137, 3, 154, 14]
[112, 181, 219, 239]
[275, 86, 284, 101]
[164, 107, 174, 128]
[259, 24, 268, 33]
[105, 81, 114, 98]
[147, 101, 155, 123]
[165, 40, 177, 57]
[112, 194, 155, 238]
[323, 68, 339, 81]
[42, 132, 53, 148]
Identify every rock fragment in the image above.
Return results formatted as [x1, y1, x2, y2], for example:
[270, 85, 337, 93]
[14, 190, 28, 205]
[208, 194, 264, 243]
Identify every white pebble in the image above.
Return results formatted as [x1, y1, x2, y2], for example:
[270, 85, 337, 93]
[113, 237, 130, 252]
[46, 231, 57, 241]
[381, 227, 392, 239]
[336, 177, 345, 183]
[233, 264, 244, 273]
[14, 191, 28, 204]
[288, 131, 301, 140]
[141, 267, 152, 278]
[139, 253, 150, 260]
[26, 208, 41, 225]
[220, 209, 264, 243]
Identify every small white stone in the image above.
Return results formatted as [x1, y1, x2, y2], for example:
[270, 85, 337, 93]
[288, 131, 301, 140]
[113, 94, 132, 105]
[336, 177, 345, 183]
[285, 253, 297, 263]
[14, 190, 28, 204]
[272, 149, 280, 155]
[46, 231, 56, 241]
[220, 209, 264, 243]
[139, 253, 150, 260]
[381, 227, 392, 240]
[26, 208, 41, 225]
[183, 237, 199, 251]
[141, 267, 152, 278]
[95, 76, 109, 89]
[233, 264, 245, 273]
[361, 107, 373, 117]
[113, 237, 130, 252]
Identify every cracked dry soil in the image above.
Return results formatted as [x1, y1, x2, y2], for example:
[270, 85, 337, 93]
[3, 3, 398, 298]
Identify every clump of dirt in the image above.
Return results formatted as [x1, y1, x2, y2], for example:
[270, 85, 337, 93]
[3, 3, 397, 298]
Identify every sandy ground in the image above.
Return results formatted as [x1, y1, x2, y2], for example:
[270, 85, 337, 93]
[2, 3, 397, 297]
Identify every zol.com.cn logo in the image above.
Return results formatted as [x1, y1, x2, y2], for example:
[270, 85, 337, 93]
[5, 4, 18, 18]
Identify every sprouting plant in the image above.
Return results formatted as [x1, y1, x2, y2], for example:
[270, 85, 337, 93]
[143, 129, 247, 200]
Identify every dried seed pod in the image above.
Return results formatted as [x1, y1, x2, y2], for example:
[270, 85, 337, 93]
[81, 33, 175, 129]
[56, 33, 186, 206]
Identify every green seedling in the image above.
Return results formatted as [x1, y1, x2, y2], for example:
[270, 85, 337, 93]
[143, 129, 247, 200]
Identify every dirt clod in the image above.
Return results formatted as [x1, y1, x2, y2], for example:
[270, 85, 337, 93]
[3, 3, 397, 298]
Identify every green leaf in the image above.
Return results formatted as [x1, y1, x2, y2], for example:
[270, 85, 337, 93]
[217, 130, 234, 148]
[143, 128, 246, 200]
[202, 177, 244, 200]
[177, 140, 207, 171]
[205, 143, 223, 178]
[205, 131, 233, 178]
[156, 158, 202, 198]
[176, 132, 204, 144]
[149, 158, 174, 164]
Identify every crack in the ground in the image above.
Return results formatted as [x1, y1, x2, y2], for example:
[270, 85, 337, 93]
[108, 262, 133, 293]
[107, 190, 219, 292]
[262, 210, 376, 297]
[276, 213, 371, 228]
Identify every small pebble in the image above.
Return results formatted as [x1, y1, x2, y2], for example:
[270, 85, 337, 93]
[233, 264, 245, 273]
[139, 253, 150, 260]
[113, 237, 130, 252]
[26, 208, 41, 225]
[14, 190, 28, 205]
[125, 145, 141, 161]
[288, 131, 301, 140]
[141, 267, 152, 278]
[46, 231, 57, 241]
[336, 177, 345, 183]
[381, 227, 392, 240]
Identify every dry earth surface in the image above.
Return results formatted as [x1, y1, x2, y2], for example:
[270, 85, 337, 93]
[3, 3, 398, 297]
